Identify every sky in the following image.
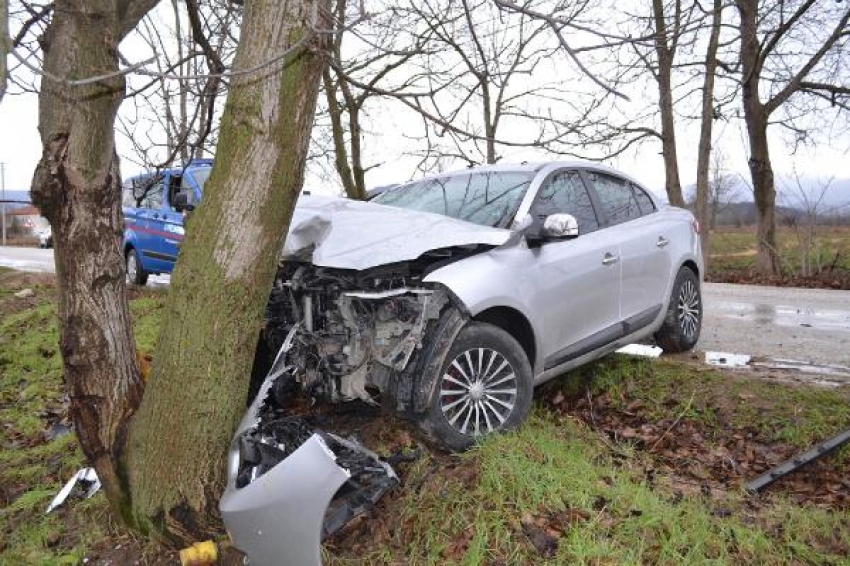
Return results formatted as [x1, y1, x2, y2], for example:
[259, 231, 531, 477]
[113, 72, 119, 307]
[2, 2, 849, 204]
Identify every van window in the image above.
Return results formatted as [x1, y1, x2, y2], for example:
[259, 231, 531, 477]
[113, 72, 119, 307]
[136, 177, 163, 210]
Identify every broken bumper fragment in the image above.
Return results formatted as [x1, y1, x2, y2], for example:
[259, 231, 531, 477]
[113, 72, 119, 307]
[220, 354, 398, 566]
[220, 433, 348, 566]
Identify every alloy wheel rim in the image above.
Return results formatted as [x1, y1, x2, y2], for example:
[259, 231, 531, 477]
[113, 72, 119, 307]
[439, 348, 518, 436]
[677, 280, 700, 338]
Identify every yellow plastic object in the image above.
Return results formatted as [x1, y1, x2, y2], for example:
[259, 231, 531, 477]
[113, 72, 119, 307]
[179, 540, 218, 566]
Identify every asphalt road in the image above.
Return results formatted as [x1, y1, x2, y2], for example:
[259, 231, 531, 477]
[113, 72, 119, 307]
[3, 245, 849, 369]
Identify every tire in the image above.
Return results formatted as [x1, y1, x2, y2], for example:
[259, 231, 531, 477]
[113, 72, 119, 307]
[420, 322, 534, 451]
[654, 267, 701, 353]
[126, 247, 149, 286]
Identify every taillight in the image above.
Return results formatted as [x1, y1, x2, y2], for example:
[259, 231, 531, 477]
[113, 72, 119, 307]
[692, 219, 700, 235]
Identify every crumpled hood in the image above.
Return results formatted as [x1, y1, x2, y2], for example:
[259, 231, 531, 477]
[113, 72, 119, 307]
[283, 195, 512, 271]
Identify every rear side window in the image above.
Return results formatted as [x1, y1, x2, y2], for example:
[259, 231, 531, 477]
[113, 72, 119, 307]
[533, 170, 599, 233]
[589, 172, 642, 225]
[123, 175, 163, 208]
[632, 185, 656, 214]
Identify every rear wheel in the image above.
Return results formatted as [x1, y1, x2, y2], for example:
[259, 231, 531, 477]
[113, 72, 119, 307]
[126, 247, 149, 286]
[420, 322, 533, 451]
[655, 267, 701, 352]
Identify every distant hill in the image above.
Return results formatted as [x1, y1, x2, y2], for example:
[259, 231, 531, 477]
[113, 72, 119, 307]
[680, 174, 850, 226]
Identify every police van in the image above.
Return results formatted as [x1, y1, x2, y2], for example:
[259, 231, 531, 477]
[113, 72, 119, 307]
[122, 159, 212, 285]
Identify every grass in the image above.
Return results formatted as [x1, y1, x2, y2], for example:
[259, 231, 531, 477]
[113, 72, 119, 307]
[1, 272, 849, 564]
[0, 274, 165, 564]
[709, 225, 850, 282]
[570, 355, 850, 450]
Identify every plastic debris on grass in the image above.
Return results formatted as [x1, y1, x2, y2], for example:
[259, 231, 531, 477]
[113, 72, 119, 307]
[45, 467, 101, 514]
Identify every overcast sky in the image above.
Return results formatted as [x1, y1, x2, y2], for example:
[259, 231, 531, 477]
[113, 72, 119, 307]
[2, 2, 848, 201]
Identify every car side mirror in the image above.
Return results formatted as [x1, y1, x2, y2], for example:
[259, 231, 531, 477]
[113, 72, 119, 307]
[174, 192, 195, 213]
[541, 213, 579, 239]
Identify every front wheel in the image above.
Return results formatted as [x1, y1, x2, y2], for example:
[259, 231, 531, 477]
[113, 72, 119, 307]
[420, 322, 534, 451]
[126, 247, 149, 286]
[655, 267, 701, 352]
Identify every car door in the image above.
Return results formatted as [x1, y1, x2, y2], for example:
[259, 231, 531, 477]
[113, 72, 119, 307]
[136, 176, 170, 273]
[527, 169, 623, 370]
[159, 171, 187, 271]
[585, 171, 673, 330]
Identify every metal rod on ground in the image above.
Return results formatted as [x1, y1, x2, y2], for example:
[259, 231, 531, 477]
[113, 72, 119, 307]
[746, 427, 850, 493]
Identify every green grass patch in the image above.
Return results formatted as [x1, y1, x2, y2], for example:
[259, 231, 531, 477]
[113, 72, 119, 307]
[333, 411, 849, 565]
[0, 277, 166, 564]
[2, 273, 848, 564]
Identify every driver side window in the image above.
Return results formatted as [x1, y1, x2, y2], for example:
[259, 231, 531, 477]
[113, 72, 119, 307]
[532, 170, 600, 233]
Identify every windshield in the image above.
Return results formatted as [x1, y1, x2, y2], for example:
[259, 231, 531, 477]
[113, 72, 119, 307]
[190, 168, 211, 191]
[371, 171, 534, 228]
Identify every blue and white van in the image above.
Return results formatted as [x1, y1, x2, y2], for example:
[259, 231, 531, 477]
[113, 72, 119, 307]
[122, 159, 212, 285]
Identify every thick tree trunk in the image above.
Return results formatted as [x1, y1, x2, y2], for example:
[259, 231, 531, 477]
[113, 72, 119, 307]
[737, 0, 781, 276]
[694, 0, 722, 272]
[29, 0, 156, 519]
[125, 0, 331, 544]
[652, 0, 684, 207]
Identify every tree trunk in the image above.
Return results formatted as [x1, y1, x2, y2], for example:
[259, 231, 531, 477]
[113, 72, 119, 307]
[737, 0, 781, 275]
[1, 0, 7, 103]
[694, 0, 722, 272]
[747, 121, 781, 275]
[652, 0, 684, 207]
[124, 0, 331, 544]
[324, 68, 359, 198]
[29, 0, 157, 519]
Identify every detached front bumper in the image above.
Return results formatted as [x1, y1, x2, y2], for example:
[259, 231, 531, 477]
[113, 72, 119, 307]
[219, 336, 398, 565]
[220, 434, 350, 566]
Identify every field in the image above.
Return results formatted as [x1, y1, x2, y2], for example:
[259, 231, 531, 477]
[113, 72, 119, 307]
[1, 268, 848, 565]
[708, 225, 850, 289]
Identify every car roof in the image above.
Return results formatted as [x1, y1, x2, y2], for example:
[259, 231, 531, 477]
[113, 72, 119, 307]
[407, 160, 650, 191]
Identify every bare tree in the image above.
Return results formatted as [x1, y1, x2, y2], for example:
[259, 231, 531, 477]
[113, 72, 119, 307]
[320, 0, 430, 199]
[124, 0, 332, 541]
[734, 0, 850, 275]
[693, 0, 724, 266]
[782, 172, 838, 277]
[12, 0, 333, 544]
[117, 0, 240, 171]
[1, 0, 8, 103]
[707, 149, 740, 228]
[28, 0, 159, 519]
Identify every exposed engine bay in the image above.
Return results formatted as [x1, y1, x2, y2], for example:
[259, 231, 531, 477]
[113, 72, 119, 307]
[221, 258, 472, 564]
[255, 261, 454, 409]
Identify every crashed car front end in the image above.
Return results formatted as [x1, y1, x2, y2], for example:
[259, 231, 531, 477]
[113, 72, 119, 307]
[220, 196, 517, 564]
[220, 260, 470, 565]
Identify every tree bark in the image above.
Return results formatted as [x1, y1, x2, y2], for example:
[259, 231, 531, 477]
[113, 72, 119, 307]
[737, 0, 781, 275]
[29, 0, 157, 518]
[694, 0, 722, 272]
[1, 0, 7, 103]
[652, 0, 684, 207]
[124, 0, 331, 544]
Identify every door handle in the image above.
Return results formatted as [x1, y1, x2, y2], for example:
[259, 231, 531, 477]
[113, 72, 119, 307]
[656, 236, 670, 248]
[602, 253, 619, 266]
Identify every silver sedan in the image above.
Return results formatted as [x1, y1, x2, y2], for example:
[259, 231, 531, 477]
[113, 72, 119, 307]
[222, 161, 703, 564]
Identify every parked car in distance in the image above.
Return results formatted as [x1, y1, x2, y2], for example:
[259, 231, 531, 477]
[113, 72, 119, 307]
[223, 161, 704, 564]
[122, 159, 212, 285]
[37, 226, 53, 249]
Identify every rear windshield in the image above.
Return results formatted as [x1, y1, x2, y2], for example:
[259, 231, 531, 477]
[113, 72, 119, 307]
[371, 171, 534, 228]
